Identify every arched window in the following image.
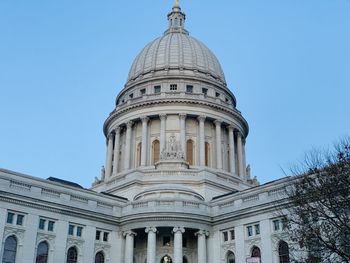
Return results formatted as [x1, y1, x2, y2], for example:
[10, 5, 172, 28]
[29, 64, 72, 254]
[2, 235, 17, 263]
[186, 139, 194, 165]
[137, 142, 142, 167]
[251, 246, 261, 260]
[160, 255, 172, 263]
[66, 246, 78, 263]
[205, 142, 210, 166]
[95, 251, 105, 263]
[226, 251, 235, 263]
[279, 241, 290, 263]
[36, 241, 49, 263]
[152, 140, 160, 165]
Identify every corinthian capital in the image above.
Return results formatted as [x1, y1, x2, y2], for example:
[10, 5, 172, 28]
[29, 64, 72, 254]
[195, 229, 209, 237]
[145, 227, 157, 234]
[179, 113, 187, 120]
[172, 227, 185, 234]
[123, 230, 137, 237]
[214, 119, 222, 126]
[197, 115, 206, 122]
[159, 114, 167, 121]
[126, 121, 134, 129]
[141, 116, 149, 123]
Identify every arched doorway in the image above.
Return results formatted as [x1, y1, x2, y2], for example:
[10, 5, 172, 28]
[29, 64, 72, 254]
[152, 140, 160, 164]
[251, 246, 261, 262]
[95, 251, 105, 263]
[2, 235, 17, 263]
[160, 255, 172, 263]
[66, 246, 78, 263]
[205, 142, 210, 166]
[36, 241, 49, 263]
[186, 139, 194, 165]
[226, 251, 235, 263]
[278, 241, 290, 263]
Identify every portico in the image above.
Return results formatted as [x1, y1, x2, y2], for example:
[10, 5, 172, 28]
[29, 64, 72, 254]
[122, 226, 209, 263]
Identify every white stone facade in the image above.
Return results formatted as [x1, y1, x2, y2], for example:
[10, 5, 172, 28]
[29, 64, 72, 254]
[0, 3, 292, 263]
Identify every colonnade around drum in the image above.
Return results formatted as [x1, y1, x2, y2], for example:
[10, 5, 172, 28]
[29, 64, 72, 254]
[104, 114, 246, 179]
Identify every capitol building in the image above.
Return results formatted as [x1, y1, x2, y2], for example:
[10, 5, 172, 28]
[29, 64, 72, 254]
[0, 2, 292, 263]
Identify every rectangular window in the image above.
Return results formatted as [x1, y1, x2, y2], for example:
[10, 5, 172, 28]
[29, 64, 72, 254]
[154, 85, 161, 94]
[129, 93, 134, 99]
[68, 224, 75, 235]
[230, 229, 235, 240]
[77, 226, 83, 237]
[6, 212, 14, 224]
[247, 226, 253, 237]
[96, 230, 101, 241]
[254, 224, 260, 235]
[103, 232, 109, 242]
[186, 85, 193, 93]
[48, 221, 55, 232]
[273, 220, 280, 231]
[170, 84, 178, 91]
[39, 219, 46, 230]
[140, 88, 146, 95]
[215, 92, 220, 97]
[163, 236, 170, 246]
[202, 88, 208, 95]
[223, 231, 228, 242]
[16, 215, 24, 226]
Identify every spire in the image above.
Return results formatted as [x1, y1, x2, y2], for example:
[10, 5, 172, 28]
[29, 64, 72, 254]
[164, 0, 189, 35]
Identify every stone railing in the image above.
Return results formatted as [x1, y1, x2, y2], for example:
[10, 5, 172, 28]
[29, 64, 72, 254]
[122, 198, 208, 217]
[210, 181, 288, 216]
[0, 169, 126, 217]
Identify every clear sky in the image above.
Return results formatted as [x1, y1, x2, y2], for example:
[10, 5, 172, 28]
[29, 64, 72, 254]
[0, 0, 349, 188]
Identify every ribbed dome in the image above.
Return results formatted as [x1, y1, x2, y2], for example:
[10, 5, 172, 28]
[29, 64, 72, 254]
[127, 33, 226, 85]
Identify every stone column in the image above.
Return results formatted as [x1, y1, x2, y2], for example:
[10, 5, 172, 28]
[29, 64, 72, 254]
[160, 114, 167, 154]
[173, 227, 185, 263]
[105, 132, 114, 178]
[112, 127, 121, 175]
[228, 125, 236, 175]
[195, 230, 209, 263]
[124, 121, 133, 170]
[141, 117, 149, 166]
[197, 116, 206, 166]
[123, 230, 137, 263]
[145, 227, 157, 263]
[214, 120, 222, 169]
[179, 113, 186, 157]
[237, 132, 244, 177]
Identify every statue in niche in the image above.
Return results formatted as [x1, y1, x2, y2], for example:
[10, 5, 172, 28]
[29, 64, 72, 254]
[161, 134, 185, 160]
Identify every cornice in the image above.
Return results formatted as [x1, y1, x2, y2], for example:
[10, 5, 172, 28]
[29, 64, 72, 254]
[0, 191, 120, 225]
[103, 98, 249, 136]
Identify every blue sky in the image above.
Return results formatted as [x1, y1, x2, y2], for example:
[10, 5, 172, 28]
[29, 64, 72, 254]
[0, 0, 349, 188]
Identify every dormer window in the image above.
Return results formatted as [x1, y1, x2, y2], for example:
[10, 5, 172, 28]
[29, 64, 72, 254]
[202, 88, 208, 96]
[140, 89, 146, 95]
[129, 93, 134, 99]
[170, 84, 177, 91]
[216, 92, 220, 98]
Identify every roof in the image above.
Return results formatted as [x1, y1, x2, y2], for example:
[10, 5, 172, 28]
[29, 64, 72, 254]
[46, 177, 84, 189]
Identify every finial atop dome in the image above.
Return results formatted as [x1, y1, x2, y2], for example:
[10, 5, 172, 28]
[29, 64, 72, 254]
[164, 0, 189, 35]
